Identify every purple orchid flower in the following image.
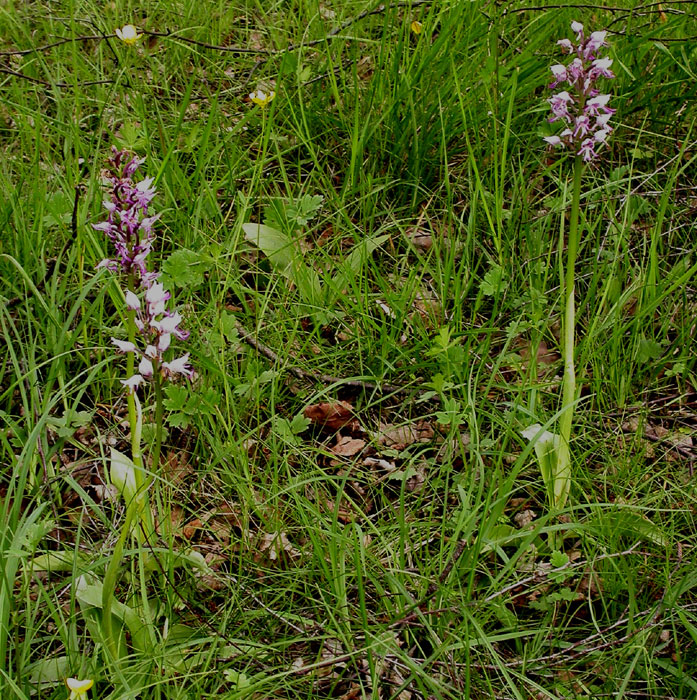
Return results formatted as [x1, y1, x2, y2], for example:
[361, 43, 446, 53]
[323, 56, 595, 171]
[95, 148, 193, 392]
[543, 22, 615, 162]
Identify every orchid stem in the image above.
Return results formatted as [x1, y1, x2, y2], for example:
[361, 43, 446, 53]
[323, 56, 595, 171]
[554, 154, 584, 546]
[151, 366, 164, 471]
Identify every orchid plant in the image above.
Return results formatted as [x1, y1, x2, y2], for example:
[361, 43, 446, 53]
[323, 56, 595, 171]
[526, 22, 615, 532]
[93, 147, 192, 659]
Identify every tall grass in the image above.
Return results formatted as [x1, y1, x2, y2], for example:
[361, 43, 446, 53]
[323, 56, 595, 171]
[1, 1, 696, 698]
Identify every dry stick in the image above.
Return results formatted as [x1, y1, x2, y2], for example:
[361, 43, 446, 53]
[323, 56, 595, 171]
[4, 1, 690, 92]
[625, 426, 697, 465]
[1, 1, 434, 61]
[388, 543, 641, 632]
[143, 31, 270, 55]
[479, 542, 642, 606]
[0, 66, 111, 88]
[0, 33, 106, 55]
[280, 0, 435, 54]
[234, 321, 419, 397]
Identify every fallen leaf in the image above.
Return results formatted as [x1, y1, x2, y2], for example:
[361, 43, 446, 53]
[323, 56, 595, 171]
[162, 450, 193, 485]
[304, 401, 355, 431]
[331, 436, 366, 457]
[514, 509, 536, 529]
[182, 518, 204, 540]
[258, 531, 301, 561]
[376, 420, 434, 450]
[405, 227, 433, 251]
[364, 456, 396, 471]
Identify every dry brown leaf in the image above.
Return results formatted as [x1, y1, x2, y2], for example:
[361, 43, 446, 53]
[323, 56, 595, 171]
[162, 450, 193, 485]
[363, 456, 396, 471]
[376, 420, 434, 450]
[157, 504, 185, 538]
[375, 298, 396, 318]
[405, 462, 426, 493]
[304, 401, 355, 431]
[405, 227, 433, 251]
[519, 339, 560, 377]
[514, 509, 536, 529]
[182, 518, 204, 540]
[258, 531, 301, 561]
[332, 436, 366, 457]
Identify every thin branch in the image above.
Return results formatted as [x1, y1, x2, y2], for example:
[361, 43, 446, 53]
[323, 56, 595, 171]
[0, 34, 106, 56]
[0, 66, 112, 88]
[479, 542, 642, 606]
[234, 321, 417, 396]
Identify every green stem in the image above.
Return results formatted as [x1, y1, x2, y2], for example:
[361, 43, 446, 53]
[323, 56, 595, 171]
[151, 363, 164, 471]
[125, 275, 143, 476]
[555, 155, 584, 518]
[101, 503, 135, 662]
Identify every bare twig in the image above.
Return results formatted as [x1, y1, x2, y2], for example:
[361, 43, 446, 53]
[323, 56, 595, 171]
[480, 542, 642, 606]
[0, 66, 111, 88]
[234, 321, 417, 397]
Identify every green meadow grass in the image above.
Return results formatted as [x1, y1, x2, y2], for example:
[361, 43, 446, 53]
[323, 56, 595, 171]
[1, 1, 696, 698]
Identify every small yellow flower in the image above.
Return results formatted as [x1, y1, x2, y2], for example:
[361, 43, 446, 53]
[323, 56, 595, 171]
[66, 678, 93, 699]
[249, 89, 276, 107]
[115, 25, 141, 45]
[410, 20, 423, 35]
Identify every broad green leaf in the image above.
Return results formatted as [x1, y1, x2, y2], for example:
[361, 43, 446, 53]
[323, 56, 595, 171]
[243, 223, 322, 305]
[162, 248, 211, 289]
[27, 655, 71, 686]
[28, 550, 89, 572]
[110, 448, 137, 505]
[521, 424, 569, 510]
[242, 223, 296, 270]
[75, 576, 150, 654]
[587, 508, 668, 547]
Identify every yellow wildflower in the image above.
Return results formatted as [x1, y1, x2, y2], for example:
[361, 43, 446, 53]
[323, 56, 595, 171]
[410, 20, 423, 35]
[115, 25, 141, 45]
[66, 678, 93, 699]
[249, 89, 276, 107]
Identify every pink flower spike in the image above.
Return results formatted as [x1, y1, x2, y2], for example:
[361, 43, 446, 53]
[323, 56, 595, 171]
[125, 290, 140, 310]
[155, 312, 184, 335]
[111, 338, 138, 353]
[548, 91, 574, 121]
[96, 259, 118, 271]
[589, 31, 608, 47]
[92, 222, 113, 234]
[573, 114, 591, 138]
[138, 356, 154, 377]
[595, 112, 613, 128]
[121, 374, 144, 393]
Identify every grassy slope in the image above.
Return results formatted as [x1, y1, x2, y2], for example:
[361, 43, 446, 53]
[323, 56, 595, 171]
[1, 0, 696, 698]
